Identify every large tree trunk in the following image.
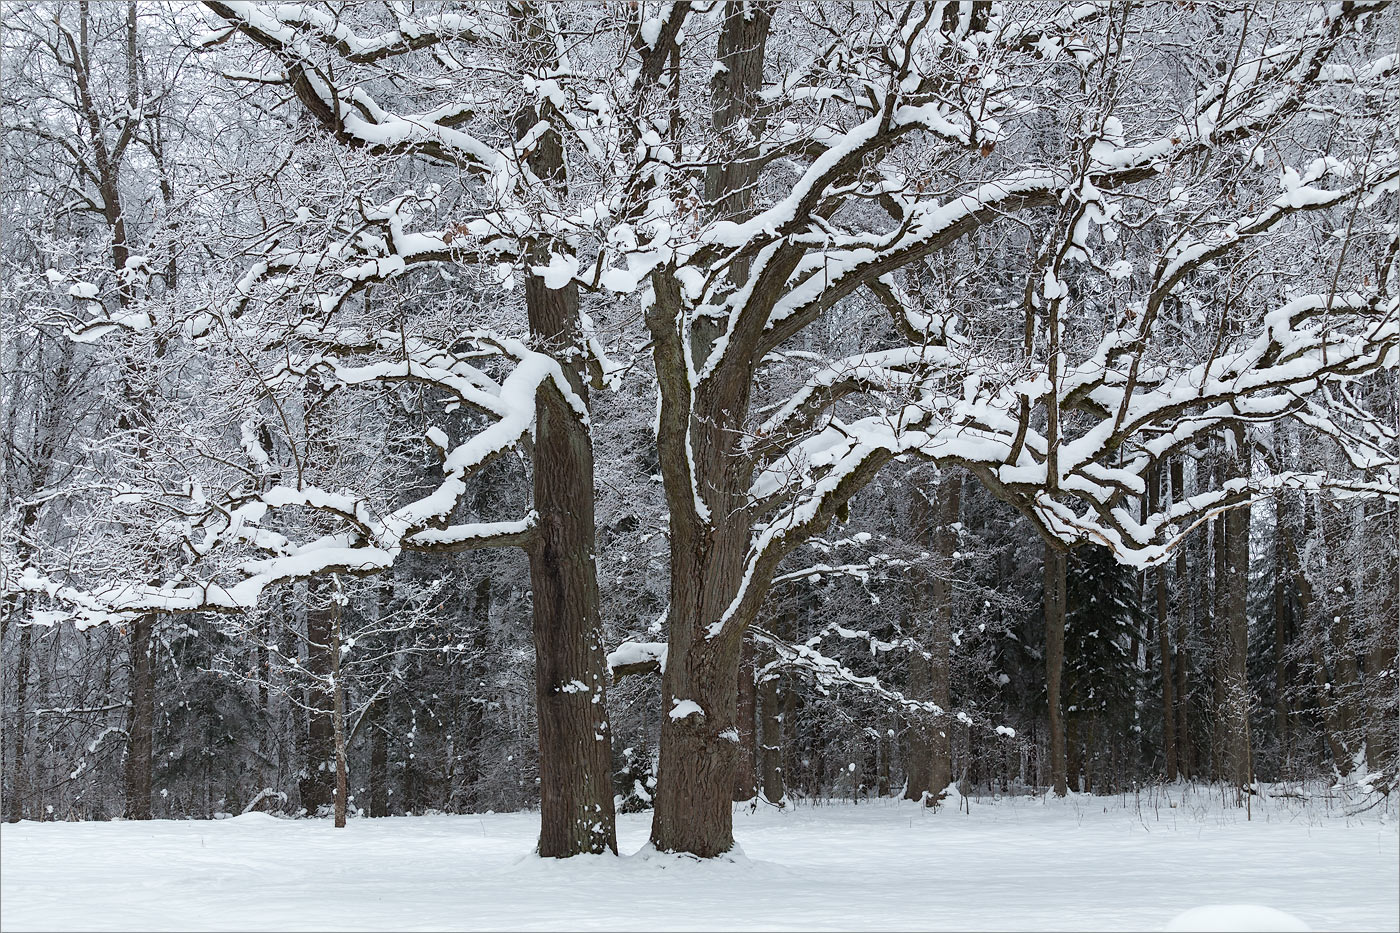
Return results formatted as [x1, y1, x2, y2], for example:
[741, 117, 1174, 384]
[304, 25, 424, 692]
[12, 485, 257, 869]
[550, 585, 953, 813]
[523, 272, 617, 857]
[122, 615, 154, 820]
[651, 623, 746, 856]
[511, 2, 617, 857]
[732, 634, 757, 800]
[648, 1, 773, 858]
[1044, 543, 1069, 796]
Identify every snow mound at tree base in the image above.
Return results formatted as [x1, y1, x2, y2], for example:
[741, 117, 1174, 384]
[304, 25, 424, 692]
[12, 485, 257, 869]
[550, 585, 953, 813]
[1165, 905, 1311, 932]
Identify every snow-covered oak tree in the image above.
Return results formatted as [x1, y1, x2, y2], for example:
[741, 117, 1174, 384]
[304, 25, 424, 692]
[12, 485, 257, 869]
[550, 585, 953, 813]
[607, 0, 1398, 854]
[16, 0, 628, 855]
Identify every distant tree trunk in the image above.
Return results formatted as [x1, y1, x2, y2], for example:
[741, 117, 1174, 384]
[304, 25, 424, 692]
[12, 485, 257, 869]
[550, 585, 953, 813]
[1273, 495, 1292, 759]
[1322, 506, 1363, 768]
[1279, 504, 1351, 775]
[759, 670, 784, 804]
[1044, 542, 1069, 796]
[1152, 464, 1177, 780]
[300, 590, 336, 814]
[457, 576, 491, 808]
[878, 725, 892, 797]
[330, 589, 348, 828]
[1066, 714, 1082, 793]
[7, 623, 33, 822]
[1172, 459, 1193, 779]
[1361, 499, 1397, 787]
[369, 716, 389, 817]
[123, 614, 154, 820]
[1221, 438, 1252, 799]
[927, 472, 962, 801]
[732, 634, 757, 800]
[1211, 500, 1228, 783]
[902, 470, 959, 804]
[903, 647, 933, 802]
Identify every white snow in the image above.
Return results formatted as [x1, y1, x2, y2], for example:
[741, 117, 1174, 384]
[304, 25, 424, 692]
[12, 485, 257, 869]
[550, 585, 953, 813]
[668, 698, 703, 721]
[1165, 905, 1312, 932]
[2, 789, 1394, 932]
[606, 641, 668, 673]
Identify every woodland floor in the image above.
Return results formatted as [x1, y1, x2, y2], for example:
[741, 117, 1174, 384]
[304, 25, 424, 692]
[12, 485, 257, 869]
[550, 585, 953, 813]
[1, 784, 1395, 932]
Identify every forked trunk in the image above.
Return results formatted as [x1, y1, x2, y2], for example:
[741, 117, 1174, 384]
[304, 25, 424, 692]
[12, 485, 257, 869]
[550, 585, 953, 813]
[651, 626, 745, 857]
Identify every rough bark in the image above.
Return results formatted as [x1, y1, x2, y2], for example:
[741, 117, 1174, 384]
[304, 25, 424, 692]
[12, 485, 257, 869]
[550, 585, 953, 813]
[651, 626, 747, 856]
[512, 2, 617, 856]
[523, 265, 617, 857]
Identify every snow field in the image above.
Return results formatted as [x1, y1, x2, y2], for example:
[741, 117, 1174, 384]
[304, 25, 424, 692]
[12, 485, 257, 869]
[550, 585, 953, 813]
[2, 788, 1395, 932]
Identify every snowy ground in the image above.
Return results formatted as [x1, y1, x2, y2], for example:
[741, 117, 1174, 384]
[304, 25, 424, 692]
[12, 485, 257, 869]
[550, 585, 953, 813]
[2, 787, 1395, 932]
